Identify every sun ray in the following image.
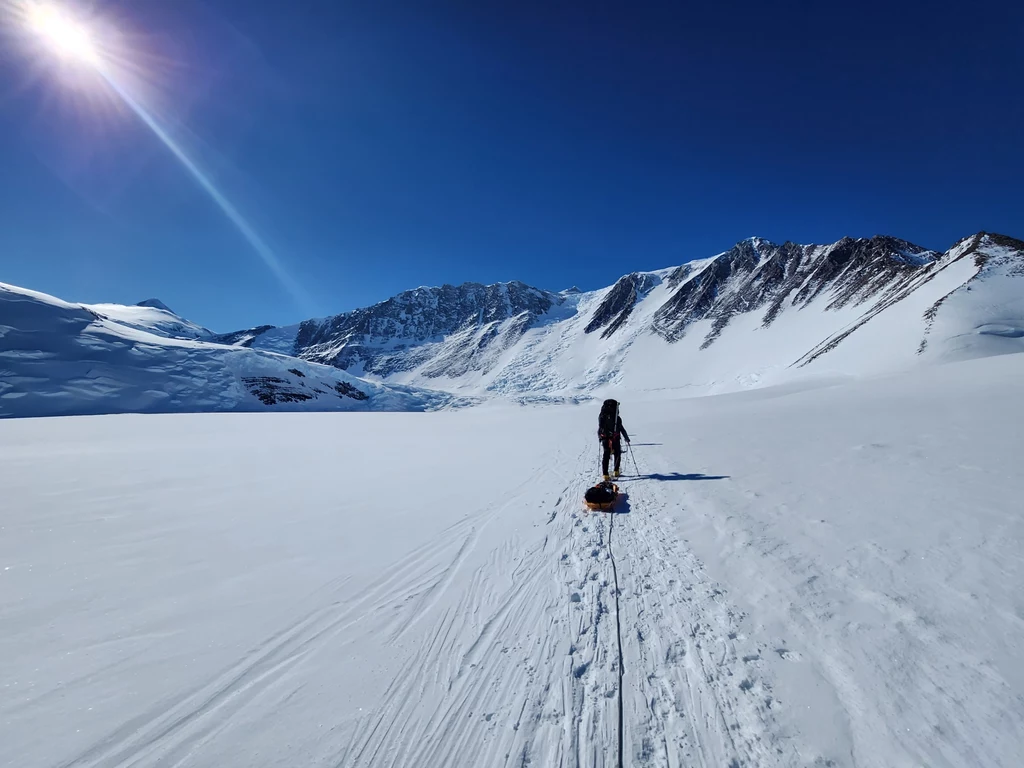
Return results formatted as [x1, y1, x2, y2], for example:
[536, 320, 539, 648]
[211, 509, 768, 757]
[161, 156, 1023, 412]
[7, 0, 312, 314]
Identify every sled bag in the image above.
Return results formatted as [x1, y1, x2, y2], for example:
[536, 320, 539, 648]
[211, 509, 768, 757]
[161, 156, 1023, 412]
[584, 483, 617, 506]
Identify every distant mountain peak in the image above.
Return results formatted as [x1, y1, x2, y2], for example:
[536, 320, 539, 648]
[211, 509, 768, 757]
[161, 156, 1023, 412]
[137, 298, 174, 313]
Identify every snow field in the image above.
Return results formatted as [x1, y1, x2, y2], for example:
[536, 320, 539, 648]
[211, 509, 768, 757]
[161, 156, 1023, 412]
[2, 352, 1023, 767]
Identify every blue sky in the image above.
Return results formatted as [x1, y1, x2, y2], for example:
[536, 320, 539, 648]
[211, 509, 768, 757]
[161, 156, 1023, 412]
[1, 0, 1021, 330]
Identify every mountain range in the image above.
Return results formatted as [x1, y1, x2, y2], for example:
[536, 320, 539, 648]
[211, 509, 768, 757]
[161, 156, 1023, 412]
[2, 231, 1022, 417]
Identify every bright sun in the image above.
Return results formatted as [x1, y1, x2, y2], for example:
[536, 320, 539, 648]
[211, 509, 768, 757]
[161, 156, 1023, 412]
[25, 1, 99, 66]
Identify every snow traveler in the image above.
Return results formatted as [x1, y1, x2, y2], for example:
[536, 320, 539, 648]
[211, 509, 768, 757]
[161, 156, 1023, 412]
[598, 398, 630, 480]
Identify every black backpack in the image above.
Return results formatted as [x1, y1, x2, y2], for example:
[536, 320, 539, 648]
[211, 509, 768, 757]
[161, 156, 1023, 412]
[585, 482, 618, 506]
[598, 399, 619, 439]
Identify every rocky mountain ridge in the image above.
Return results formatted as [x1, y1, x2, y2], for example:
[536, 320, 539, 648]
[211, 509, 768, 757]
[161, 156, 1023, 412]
[218, 232, 1023, 396]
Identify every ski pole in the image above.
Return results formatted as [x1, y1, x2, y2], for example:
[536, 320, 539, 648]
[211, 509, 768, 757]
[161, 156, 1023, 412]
[628, 441, 640, 477]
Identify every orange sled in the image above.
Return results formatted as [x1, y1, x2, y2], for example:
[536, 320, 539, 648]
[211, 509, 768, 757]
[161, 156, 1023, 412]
[583, 481, 619, 511]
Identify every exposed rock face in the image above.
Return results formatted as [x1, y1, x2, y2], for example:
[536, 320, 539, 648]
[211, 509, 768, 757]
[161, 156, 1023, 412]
[241, 374, 370, 406]
[206, 232, 1022, 395]
[211, 325, 276, 348]
[585, 273, 661, 339]
[293, 281, 560, 376]
[651, 236, 938, 348]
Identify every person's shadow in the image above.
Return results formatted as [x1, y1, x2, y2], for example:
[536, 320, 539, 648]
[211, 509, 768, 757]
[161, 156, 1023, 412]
[625, 472, 729, 482]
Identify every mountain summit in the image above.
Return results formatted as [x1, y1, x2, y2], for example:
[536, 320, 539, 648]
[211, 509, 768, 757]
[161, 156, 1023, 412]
[136, 298, 175, 313]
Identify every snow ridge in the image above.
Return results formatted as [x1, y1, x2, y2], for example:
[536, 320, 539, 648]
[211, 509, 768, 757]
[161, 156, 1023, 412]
[0, 282, 448, 418]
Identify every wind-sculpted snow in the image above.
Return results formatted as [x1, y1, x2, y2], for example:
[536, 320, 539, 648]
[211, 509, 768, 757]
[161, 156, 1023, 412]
[0, 283, 446, 418]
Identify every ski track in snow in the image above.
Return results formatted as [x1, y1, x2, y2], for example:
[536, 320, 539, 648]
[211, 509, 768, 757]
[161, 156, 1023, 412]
[49, 489, 538, 768]
[614, 460, 821, 768]
[333, 446, 802, 768]
[337, 443, 618, 768]
[353, 456, 787, 768]
[39, 444, 788, 768]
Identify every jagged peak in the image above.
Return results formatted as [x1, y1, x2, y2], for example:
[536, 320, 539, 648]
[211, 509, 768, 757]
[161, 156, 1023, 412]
[943, 232, 1024, 268]
[399, 278, 550, 298]
[976, 232, 1024, 251]
[724, 236, 779, 253]
[743, 235, 778, 250]
[864, 234, 933, 252]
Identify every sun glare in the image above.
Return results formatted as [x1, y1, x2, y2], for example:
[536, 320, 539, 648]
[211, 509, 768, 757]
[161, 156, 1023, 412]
[25, 1, 99, 66]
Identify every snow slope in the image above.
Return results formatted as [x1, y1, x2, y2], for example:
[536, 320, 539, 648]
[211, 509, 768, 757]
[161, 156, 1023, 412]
[0, 283, 447, 418]
[3, 352, 1022, 767]
[85, 300, 214, 341]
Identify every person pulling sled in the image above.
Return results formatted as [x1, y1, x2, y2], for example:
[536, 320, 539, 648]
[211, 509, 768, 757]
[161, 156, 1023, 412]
[598, 398, 630, 480]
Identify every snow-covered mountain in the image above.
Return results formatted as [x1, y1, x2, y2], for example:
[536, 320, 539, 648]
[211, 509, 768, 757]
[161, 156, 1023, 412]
[88, 298, 215, 341]
[3, 231, 1021, 417]
[0, 284, 449, 418]
[227, 231, 1024, 397]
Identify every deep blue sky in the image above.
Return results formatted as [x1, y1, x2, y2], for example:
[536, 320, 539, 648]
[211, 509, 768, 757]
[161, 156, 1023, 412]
[1, 0, 1021, 330]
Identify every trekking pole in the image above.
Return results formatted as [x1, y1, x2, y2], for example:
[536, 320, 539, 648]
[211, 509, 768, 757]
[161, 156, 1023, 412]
[628, 441, 641, 477]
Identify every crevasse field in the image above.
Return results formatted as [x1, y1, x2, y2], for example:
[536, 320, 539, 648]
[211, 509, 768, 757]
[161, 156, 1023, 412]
[3, 352, 1022, 768]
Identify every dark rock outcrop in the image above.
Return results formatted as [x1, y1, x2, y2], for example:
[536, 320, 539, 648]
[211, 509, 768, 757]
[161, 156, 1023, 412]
[585, 273, 661, 338]
[295, 281, 561, 376]
[652, 236, 939, 348]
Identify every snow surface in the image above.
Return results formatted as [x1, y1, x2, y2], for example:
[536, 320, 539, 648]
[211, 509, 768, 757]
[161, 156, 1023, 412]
[0, 283, 446, 417]
[85, 303, 213, 341]
[3, 352, 1023, 767]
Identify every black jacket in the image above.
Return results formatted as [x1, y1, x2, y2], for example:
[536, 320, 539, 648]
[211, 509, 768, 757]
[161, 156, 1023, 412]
[599, 416, 629, 444]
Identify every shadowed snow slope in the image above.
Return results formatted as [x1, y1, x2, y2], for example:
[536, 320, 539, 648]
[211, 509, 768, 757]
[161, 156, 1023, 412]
[2, 352, 1022, 767]
[0, 283, 446, 418]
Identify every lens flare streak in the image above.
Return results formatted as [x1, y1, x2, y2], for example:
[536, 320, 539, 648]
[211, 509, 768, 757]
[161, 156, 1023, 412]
[12, 0, 311, 313]
[101, 68, 311, 311]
